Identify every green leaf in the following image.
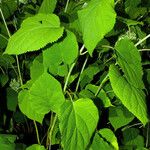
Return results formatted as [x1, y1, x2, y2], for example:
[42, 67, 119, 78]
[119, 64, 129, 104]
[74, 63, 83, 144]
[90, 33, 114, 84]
[0, 0, 17, 19]
[109, 105, 134, 130]
[38, 0, 57, 14]
[30, 56, 44, 82]
[90, 132, 113, 150]
[0, 134, 16, 150]
[90, 128, 118, 150]
[6, 88, 18, 111]
[19, 72, 65, 123]
[0, 74, 9, 87]
[115, 38, 144, 89]
[43, 30, 78, 76]
[59, 98, 99, 150]
[78, 0, 116, 55]
[26, 144, 46, 150]
[109, 65, 148, 125]
[80, 84, 112, 108]
[99, 128, 119, 150]
[122, 128, 145, 148]
[5, 14, 64, 55]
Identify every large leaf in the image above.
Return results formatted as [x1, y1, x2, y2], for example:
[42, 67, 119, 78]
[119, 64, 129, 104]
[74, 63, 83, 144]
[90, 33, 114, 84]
[26, 144, 46, 150]
[115, 38, 144, 89]
[78, 0, 116, 55]
[109, 65, 148, 125]
[38, 0, 57, 14]
[90, 128, 118, 150]
[43, 30, 78, 76]
[59, 98, 99, 150]
[19, 72, 65, 123]
[5, 14, 64, 55]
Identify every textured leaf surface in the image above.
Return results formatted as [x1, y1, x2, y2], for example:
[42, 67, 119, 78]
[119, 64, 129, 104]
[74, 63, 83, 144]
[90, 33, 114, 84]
[90, 128, 118, 150]
[99, 128, 119, 150]
[109, 105, 134, 130]
[26, 144, 46, 150]
[0, 134, 16, 150]
[109, 65, 148, 125]
[39, 0, 57, 14]
[43, 30, 78, 76]
[19, 72, 65, 123]
[115, 38, 144, 89]
[122, 128, 145, 148]
[59, 98, 99, 150]
[78, 0, 116, 55]
[5, 14, 64, 55]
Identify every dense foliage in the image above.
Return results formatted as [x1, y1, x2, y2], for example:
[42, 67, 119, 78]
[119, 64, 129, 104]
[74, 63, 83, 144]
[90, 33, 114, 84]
[0, 0, 150, 149]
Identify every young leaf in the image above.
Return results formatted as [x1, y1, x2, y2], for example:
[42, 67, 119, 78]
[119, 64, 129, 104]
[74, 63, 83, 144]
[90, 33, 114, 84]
[19, 72, 65, 123]
[5, 14, 64, 55]
[115, 38, 144, 89]
[109, 105, 134, 130]
[59, 98, 99, 150]
[78, 0, 116, 55]
[109, 65, 148, 125]
[26, 144, 46, 150]
[38, 0, 57, 14]
[90, 128, 118, 150]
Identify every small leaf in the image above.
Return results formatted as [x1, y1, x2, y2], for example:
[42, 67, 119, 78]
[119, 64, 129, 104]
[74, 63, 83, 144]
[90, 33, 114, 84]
[5, 14, 64, 55]
[109, 105, 134, 130]
[26, 144, 46, 150]
[59, 98, 99, 150]
[19, 72, 65, 123]
[109, 65, 148, 125]
[90, 128, 118, 150]
[38, 0, 57, 14]
[78, 0, 116, 55]
[122, 128, 145, 148]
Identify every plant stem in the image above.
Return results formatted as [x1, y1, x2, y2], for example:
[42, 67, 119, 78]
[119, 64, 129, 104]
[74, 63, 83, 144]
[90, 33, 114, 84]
[33, 120, 41, 145]
[139, 48, 150, 51]
[0, 66, 5, 74]
[79, 45, 85, 55]
[63, 62, 76, 92]
[48, 114, 57, 150]
[0, 8, 23, 86]
[64, 0, 70, 12]
[75, 56, 89, 92]
[16, 55, 23, 85]
[122, 122, 142, 131]
[0, 8, 11, 37]
[135, 34, 150, 47]
[0, 34, 8, 41]
[95, 74, 109, 97]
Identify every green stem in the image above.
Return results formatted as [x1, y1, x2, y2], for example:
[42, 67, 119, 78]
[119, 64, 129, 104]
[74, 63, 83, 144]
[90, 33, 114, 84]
[33, 120, 41, 145]
[139, 48, 150, 52]
[63, 63, 76, 92]
[0, 8, 11, 37]
[95, 74, 109, 97]
[0, 8, 23, 86]
[75, 56, 89, 92]
[0, 34, 8, 41]
[16, 55, 23, 85]
[0, 66, 5, 74]
[135, 34, 150, 47]
[64, 0, 70, 12]
[48, 114, 57, 150]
